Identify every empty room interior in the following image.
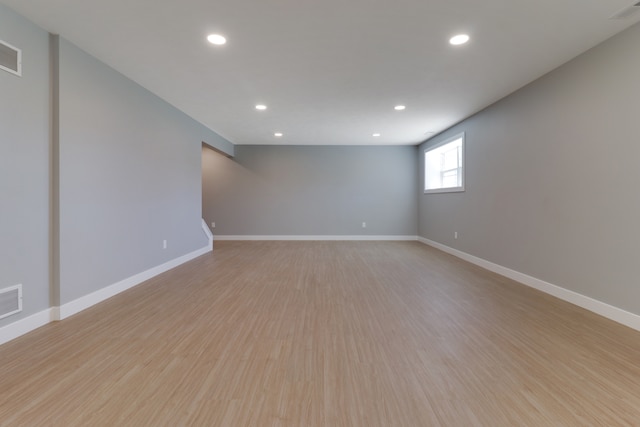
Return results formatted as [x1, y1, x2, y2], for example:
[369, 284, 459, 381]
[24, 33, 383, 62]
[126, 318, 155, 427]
[2, 0, 640, 425]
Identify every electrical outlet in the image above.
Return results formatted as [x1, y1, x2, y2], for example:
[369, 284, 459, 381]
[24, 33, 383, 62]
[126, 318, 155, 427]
[163, 240, 167, 249]
[211, 222, 216, 228]
[454, 232, 458, 240]
[362, 222, 367, 228]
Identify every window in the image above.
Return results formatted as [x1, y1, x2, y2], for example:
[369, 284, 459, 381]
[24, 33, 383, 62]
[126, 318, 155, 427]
[424, 133, 465, 193]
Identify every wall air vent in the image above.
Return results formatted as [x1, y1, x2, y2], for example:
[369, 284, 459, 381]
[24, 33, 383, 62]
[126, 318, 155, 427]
[0, 40, 21, 76]
[610, 2, 640, 19]
[0, 285, 22, 320]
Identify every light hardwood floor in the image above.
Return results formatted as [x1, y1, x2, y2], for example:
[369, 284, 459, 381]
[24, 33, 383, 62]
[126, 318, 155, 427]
[1, 241, 640, 426]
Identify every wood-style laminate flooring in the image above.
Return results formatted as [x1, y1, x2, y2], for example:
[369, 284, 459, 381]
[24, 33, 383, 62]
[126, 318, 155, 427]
[1, 241, 640, 426]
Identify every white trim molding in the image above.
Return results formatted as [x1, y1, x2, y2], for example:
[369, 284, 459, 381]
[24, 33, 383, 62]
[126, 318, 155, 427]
[201, 218, 213, 250]
[418, 237, 640, 332]
[55, 244, 212, 320]
[0, 243, 213, 347]
[0, 309, 54, 346]
[215, 235, 418, 241]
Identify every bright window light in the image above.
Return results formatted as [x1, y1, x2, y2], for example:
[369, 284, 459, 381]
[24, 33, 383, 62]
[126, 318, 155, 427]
[424, 133, 465, 193]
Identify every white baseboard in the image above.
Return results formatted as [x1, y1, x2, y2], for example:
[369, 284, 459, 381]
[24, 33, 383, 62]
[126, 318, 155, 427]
[9, 236, 635, 346]
[418, 237, 640, 332]
[0, 309, 55, 346]
[214, 235, 418, 241]
[56, 244, 212, 320]
[0, 220, 215, 347]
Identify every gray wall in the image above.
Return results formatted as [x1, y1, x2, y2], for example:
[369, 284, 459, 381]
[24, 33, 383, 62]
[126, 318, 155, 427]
[0, 5, 50, 327]
[1, 1, 235, 327]
[203, 145, 418, 236]
[57, 39, 233, 304]
[419, 22, 640, 314]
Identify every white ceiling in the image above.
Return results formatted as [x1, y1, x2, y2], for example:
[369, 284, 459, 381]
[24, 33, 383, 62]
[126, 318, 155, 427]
[3, 0, 640, 145]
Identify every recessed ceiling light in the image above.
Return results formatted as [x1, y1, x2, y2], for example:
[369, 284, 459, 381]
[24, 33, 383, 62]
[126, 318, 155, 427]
[274, 132, 283, 137]
[255, 104, 267, 110]
[207, 34, 227, 45]
[394, 105, 406, 111]
[372, 133, 381, 137]
[449, 34, 470, 46]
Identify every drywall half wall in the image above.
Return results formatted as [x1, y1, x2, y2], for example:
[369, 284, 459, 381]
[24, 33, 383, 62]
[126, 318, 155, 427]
[203, 145, 418, 238]
[0, 4, 50, 328]
[418, 22, 640, 317]
[56, 37, 232, 305]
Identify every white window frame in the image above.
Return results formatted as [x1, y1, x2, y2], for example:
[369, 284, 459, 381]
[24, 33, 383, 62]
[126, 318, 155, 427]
[424, 132, 465, 194]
